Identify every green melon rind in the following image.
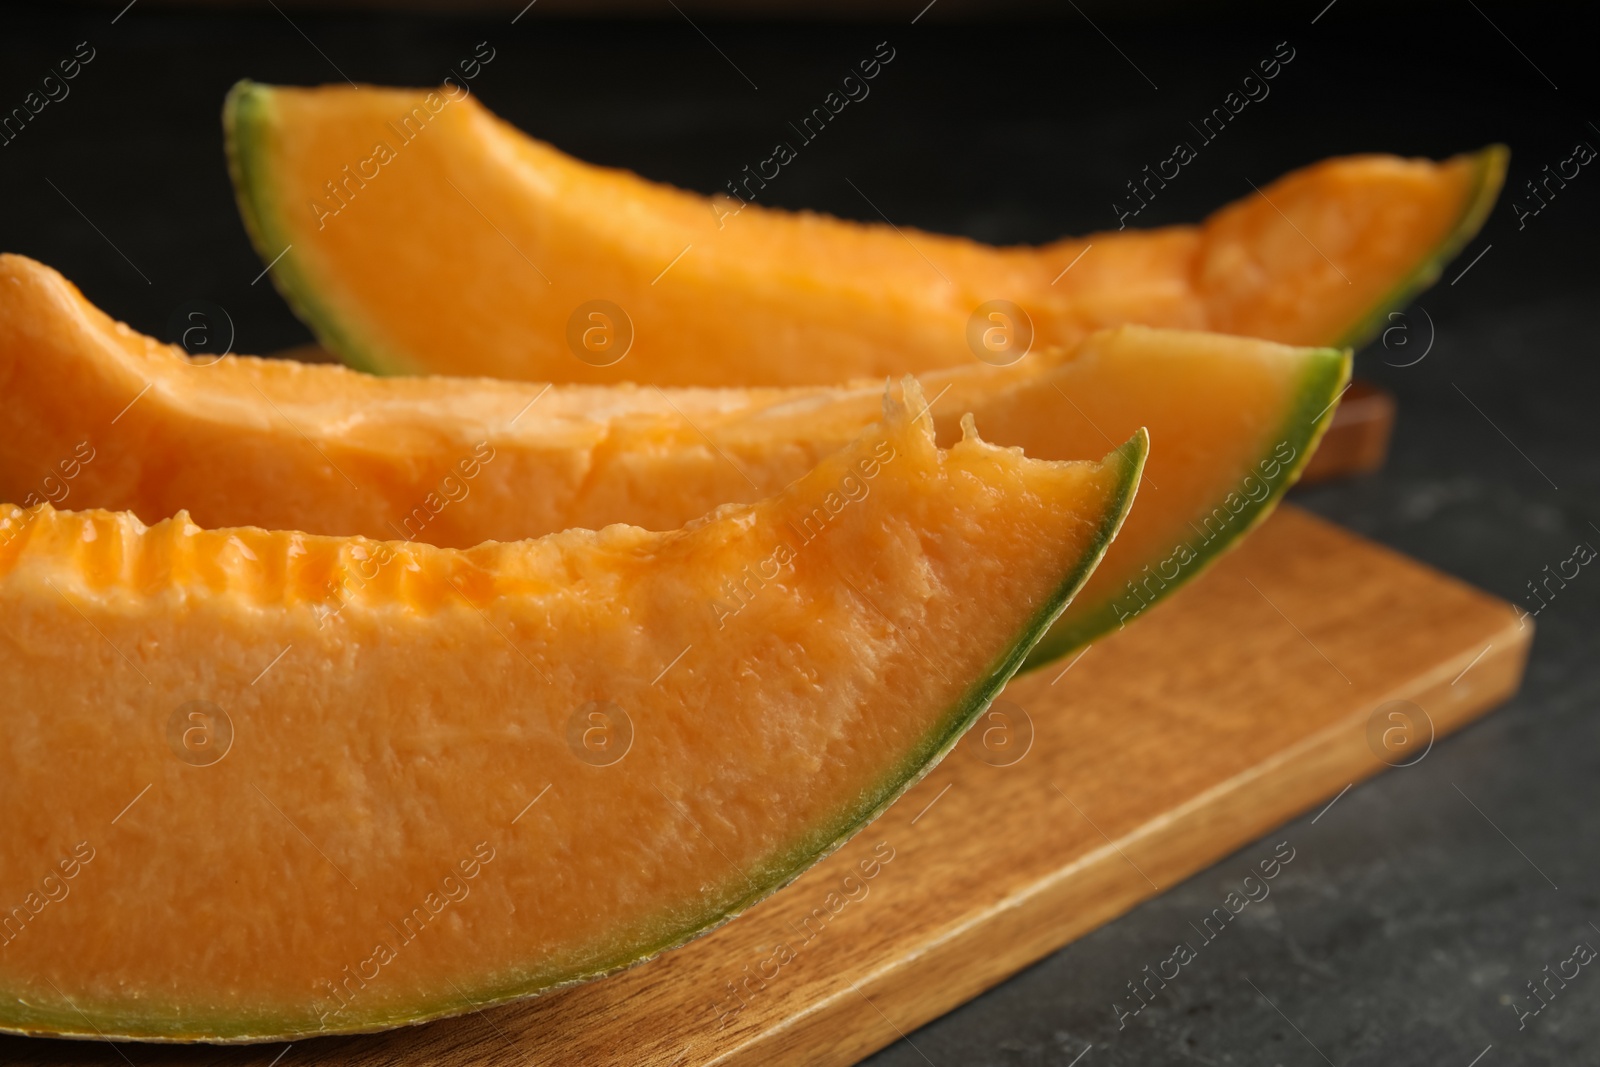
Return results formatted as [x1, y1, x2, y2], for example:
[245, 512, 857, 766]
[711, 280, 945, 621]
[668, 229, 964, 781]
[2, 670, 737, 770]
[1021, 347, 1350, 671]
[1331, 144, 1508, 351]
[224, 80, 395, 377]
[1003, 146, 1504, 671]
[1013, 147, 1501, 671]
[0, 434, 1147, 1044]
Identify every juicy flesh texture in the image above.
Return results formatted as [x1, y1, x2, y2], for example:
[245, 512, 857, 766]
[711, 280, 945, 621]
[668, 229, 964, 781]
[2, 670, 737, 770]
[229, 81, 1498, 385]
[0, 253, 1342, 665]
[0, 386, 1141, 1041]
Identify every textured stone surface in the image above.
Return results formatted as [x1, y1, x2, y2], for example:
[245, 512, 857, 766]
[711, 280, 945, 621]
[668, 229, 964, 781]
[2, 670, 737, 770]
[1, 5, 1594, 1065]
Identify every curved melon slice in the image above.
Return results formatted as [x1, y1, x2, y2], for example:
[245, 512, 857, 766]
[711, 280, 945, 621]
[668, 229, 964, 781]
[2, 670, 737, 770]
[0, 252, 1344, 666]
[224, 80, 1501, 385]
[0, 385, 1142, 1042]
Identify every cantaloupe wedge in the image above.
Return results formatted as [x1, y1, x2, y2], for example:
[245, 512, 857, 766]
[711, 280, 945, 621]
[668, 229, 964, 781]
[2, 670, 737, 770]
[0, 253, 1345, 664]
[224, 80, 1502, 385]
[0, 383, 1141, 1042]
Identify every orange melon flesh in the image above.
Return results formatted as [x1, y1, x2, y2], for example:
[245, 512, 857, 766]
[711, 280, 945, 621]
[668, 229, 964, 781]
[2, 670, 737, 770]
[0, 253, 1345, 662]
[225, 80, 1502, 385]
[0, 384, 1143, 1042]
[0, 253, 1343, 665]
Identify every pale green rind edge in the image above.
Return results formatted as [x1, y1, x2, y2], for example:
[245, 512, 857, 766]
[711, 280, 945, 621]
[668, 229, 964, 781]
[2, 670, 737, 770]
[1021, 347, 1350, 671]
[1330, 144, 1508, 351]
[0, 434, 1147, 1044]
[224, 80, 396, 377]
[1015, 148, 1506, 671]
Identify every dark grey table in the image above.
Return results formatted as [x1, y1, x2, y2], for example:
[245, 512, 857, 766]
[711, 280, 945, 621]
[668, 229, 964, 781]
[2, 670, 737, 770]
[2, 5, 1595, 1064]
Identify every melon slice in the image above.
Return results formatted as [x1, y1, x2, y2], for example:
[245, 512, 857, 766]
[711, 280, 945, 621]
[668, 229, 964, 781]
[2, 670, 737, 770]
[0, 383, 1142, 1042]
[224, 80, 1501, 385]
[0, 253, 1344, 665]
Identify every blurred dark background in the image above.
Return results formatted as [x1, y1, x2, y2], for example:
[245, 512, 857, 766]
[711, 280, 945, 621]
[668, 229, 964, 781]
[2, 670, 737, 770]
[3, 2, 1598, 1064]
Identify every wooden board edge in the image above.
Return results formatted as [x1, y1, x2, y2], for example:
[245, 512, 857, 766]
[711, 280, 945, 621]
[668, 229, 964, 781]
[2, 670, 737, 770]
[720, 609, 1532, 1066]
[1298, 379, 1396, 485]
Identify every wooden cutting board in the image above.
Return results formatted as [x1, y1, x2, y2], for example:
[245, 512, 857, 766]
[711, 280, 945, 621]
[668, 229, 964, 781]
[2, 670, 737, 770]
[0, 505, 1529, 1067]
